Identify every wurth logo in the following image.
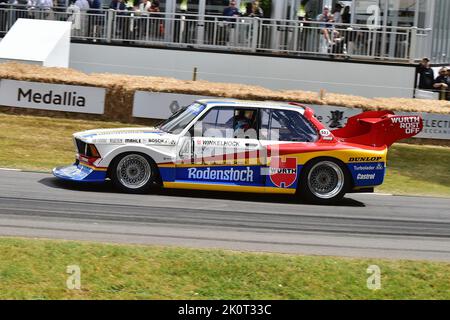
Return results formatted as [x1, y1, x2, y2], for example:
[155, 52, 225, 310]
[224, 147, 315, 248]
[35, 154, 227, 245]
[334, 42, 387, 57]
[269, 157, 298, 188]
[390, 116, 421, 124]
[390, 116, 422, 135]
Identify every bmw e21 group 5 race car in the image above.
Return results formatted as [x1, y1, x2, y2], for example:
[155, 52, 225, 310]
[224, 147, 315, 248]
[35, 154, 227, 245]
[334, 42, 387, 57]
[53, 99, 423, 204]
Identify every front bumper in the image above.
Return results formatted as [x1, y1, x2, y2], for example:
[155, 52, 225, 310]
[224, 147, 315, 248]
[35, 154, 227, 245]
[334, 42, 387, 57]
[52, 163, 107, 183]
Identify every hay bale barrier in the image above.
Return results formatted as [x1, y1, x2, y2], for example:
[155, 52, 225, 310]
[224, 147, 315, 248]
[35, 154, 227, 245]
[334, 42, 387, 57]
[0, 62, 449, 124]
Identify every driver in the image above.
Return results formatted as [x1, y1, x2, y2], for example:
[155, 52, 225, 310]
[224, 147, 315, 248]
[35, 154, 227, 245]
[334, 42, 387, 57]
[234, 110, 254, 132]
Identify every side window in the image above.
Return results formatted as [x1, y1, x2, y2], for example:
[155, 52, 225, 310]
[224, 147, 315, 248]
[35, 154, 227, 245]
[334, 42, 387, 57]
[199, 107, 259, 139]
[232, 108, 258, 139]
[200, 108, 234, 138]
[262, 109, 317, 142]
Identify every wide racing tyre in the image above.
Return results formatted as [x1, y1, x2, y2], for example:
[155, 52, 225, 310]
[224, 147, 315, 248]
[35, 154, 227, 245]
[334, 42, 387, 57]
[298, 158, 350, 205]
[110, 153, 159, 194]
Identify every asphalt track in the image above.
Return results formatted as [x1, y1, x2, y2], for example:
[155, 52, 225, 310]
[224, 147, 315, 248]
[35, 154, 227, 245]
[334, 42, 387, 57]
[0, 169, 449, 261]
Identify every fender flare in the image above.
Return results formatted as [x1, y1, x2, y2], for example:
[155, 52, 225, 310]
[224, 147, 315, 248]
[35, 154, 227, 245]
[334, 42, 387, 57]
[298, 156, 354, 191]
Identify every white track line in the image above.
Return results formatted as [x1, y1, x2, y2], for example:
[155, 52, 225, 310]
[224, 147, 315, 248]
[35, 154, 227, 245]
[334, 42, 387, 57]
[0, 168, 49, 173]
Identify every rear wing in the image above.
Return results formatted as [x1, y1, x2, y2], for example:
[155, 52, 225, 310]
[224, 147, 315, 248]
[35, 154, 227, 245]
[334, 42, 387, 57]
[332, 110, 423, 147]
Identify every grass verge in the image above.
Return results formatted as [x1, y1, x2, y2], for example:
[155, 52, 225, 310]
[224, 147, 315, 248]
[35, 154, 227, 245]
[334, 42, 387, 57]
[379, 143, 450, 197]
[0, 237, 449, 299]
[0, 113, 449, 197]
[0, 113, 140, 171]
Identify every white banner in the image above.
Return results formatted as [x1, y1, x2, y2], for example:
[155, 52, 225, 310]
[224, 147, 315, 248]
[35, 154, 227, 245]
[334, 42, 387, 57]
[133, 91, 214, 119]
[309, 105, 362, 129]
[0, 79, 105, 114]
[398, 112, 450, 140]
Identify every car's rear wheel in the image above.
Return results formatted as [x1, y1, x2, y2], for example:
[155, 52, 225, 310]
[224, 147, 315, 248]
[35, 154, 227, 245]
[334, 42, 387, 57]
[298, 158, 349, 204]
[110, 153, 158, 193]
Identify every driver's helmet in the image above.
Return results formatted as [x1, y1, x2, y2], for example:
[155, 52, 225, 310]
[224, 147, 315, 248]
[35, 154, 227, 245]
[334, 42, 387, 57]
[234, 111, 251, 131]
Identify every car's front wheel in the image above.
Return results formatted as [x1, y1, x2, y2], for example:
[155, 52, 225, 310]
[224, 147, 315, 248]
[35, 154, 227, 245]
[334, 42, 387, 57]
[298, 158, 349, 204]
[110, 153, 158, 193]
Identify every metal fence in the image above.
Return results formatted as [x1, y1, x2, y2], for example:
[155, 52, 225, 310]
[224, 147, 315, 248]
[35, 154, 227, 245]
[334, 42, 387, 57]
[0, 4, 431, 63]
[110, 12, 257, 51]
[257, 18, 432, 62]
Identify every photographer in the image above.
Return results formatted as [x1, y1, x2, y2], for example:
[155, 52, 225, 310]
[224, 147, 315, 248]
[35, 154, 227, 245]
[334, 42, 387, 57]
[416, 57, 435, 90]
[433, 67, 450, 100]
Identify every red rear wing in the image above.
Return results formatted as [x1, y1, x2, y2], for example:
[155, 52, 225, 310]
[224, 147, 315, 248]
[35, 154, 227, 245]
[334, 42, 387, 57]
[331, 110, 423, 147]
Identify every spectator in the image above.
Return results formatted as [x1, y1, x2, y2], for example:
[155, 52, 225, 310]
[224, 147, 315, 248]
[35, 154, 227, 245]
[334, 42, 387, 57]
[87, 0, 101, 40]
[149, 0, 159, 12]
[135, 0, 150, 39]
[316, 6, 333, 53]
[330, 3, 346, 56]
[109, 0, 125, 10]
[222, 0, 240, 46]
[251, 0, 263, 18]
[75, 0, 88, 13]
[54, 0, 68, 20]
[179, 0, 187, 12]
[332, 3, 343, 24]
[317, 6, 332, 27]
[148, 0, 163, 38]
[67, 0, 81, 30]
[316, 5, 334, 45]
[27, 0, 53, 19]
[28, 0, 53, 10]
[125, 0, 140, 40]
[297, 2, 307, 20]
[110, 0, 127, 40]
[74, 0, 89, 37]
[433, 67, 449, 100]
[223, 0, 239, 21]
[416, 57, 435, 90]
[243, 2, 252, 17]
[31, 0, 53, 10]
[138, 0, 150, 13]
[341, 5, 354, 54]
[87, 0, 101, 12]
[341, 5, 350, 24]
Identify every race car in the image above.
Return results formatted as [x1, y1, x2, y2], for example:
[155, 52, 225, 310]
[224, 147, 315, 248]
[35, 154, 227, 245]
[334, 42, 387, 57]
[53, 99, 423, 204]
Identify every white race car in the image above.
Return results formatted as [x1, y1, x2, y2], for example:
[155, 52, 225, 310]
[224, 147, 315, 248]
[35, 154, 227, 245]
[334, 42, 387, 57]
[53, 99, 422, 204]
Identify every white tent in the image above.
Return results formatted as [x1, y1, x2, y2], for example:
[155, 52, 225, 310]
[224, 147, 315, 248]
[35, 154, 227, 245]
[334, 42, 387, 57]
[0, 19, 71, 68]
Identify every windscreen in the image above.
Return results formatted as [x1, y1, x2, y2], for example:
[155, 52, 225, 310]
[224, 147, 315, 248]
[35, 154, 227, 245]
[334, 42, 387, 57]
[159, 103, 206, 134]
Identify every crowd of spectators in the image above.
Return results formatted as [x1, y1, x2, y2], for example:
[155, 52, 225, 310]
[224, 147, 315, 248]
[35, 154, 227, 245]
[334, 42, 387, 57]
[0, 0, 264, 38]
[0, 0, 427, 75]
[417, 57, 450, 100]
[222, 0, 263, 21]
[1, 0, 351, 47]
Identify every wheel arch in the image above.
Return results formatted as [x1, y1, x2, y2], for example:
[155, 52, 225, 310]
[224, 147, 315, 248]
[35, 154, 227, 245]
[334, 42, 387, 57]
[107, 150, 163, 186]
[99, 145, 168, 166]
[298, 156, 354, 192]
